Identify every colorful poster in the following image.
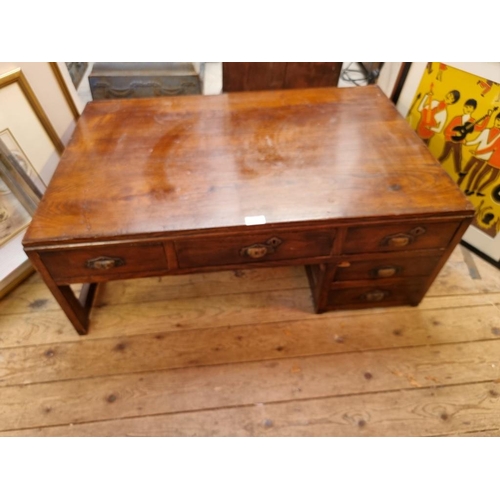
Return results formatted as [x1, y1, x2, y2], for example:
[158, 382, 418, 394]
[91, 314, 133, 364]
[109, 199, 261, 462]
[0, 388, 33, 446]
[406, 63, 500, 237]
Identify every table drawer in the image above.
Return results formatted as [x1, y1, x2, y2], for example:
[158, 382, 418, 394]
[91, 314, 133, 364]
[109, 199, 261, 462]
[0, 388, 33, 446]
[343, 221, 460, 254]
[175, 229, 336, 269]
[325, 279, 427, 310]
[40, 243, 168, 282]
[334, 254, 442, 282]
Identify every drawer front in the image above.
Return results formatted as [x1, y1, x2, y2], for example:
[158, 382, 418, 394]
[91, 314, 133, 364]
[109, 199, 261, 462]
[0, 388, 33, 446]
[343, 221, 460, 254]
[40, 243, 168, 282]
[334, 255, 442, 282]
[326, 280, 426, 310]
[175, 229, 336, 269]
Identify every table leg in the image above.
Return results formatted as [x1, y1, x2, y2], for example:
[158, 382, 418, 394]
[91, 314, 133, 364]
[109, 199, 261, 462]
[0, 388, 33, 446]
[24, 251, 97, 335]
[305, 263, 336, 313]
[47, 283, 97, 335]
[79, 283, 98, 317]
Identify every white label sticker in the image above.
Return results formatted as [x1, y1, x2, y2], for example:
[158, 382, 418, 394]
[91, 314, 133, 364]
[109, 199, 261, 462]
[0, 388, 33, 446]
[245, 215, 266, 226]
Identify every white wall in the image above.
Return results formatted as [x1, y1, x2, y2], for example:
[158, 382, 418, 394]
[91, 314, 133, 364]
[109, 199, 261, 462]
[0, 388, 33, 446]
[0, 62, 82, 144]
[377, 62, 403, 100]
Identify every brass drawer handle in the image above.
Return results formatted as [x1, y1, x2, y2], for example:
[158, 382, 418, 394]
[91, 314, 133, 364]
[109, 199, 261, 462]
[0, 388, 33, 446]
[360, 289, 390, 302]
[86, 256, 125, 270]
[387, 234, 413, 247]
[240, 237, 283, 259]
[372, 265, 400, 278]
[380, 227, 426, 247]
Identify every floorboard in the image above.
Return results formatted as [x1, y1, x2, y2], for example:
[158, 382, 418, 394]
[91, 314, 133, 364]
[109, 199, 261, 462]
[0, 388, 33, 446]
[1, 245, 500, 436]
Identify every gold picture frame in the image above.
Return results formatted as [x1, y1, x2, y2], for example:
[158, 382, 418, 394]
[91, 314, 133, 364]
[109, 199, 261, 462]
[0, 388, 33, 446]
[0, 68, 65, 154]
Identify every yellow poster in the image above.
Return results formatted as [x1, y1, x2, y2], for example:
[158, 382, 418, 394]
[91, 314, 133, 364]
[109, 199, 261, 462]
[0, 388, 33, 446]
[406, 63, 500, 237]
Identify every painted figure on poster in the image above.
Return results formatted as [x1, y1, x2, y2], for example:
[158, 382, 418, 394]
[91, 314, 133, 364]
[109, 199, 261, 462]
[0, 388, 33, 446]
[407, 63, 500, 239]
[436, 63, 448, 82]
[477, 79, 493, 97]
[463, 112, 500, 197]
[437, 99, 492, 175]
[416, 87, 460, 145]
[474, 199, 500, 234]
[459, 109, 499, 191]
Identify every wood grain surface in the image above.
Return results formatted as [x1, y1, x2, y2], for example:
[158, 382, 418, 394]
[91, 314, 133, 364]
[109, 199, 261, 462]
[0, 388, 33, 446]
[23, 86, 473, 246]
[1, 245, 500, 436]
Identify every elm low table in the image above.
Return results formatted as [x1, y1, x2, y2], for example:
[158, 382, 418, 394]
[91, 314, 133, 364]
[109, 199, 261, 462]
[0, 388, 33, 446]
[22, 86, 474, 335]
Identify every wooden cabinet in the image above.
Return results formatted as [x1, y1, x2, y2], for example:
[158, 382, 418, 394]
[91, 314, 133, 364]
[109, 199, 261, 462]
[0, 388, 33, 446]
[308, 218, 466, 313]
[222, 62, 341, 92]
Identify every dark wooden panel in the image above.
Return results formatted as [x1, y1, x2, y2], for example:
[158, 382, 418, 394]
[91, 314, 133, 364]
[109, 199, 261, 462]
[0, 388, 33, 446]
[283, 62, 341, 89]
[334, 254, 442, 281]
[222, 62, 287, 92]
[326, 279, 427, 310]
[39, 243, 167, 282]
[175, 229, 336, 269]
[343, 221, 461, 254]
[222, 62, 341, 92]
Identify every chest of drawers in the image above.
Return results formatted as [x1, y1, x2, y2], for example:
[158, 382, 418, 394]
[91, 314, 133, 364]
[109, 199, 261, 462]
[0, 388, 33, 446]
[306, 217, 467, 312]
[22, 86, 474, 335]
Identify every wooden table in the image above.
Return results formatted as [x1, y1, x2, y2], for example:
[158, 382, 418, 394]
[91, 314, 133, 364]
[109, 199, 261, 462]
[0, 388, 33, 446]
[23, 86, 474, 335]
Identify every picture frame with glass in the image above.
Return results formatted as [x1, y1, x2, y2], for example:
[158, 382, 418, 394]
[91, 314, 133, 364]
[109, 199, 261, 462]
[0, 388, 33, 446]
[0, 132, 43, 248]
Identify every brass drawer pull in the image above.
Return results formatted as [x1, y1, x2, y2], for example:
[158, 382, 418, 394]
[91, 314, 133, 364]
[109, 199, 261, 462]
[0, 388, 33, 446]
[360, 289, 390, 302]
[387, 234, 412, 247]
[380, 227, 426, 247]
[372, 265, 400, 278]
[240, 237, 283, 259]
[86, 256, 126, 270]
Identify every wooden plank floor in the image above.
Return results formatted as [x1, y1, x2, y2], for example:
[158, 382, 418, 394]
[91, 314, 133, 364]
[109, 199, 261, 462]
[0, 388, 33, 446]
[1, 245, 500, 436]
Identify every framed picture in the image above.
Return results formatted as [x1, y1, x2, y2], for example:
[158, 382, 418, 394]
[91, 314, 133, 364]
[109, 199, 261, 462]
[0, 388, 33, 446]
[0, 134, 43, 247]
[0, 128, 46, 196]
[400, 62, 500, 267]
[0, 67, 60, 298]
[0, 173, 31, 247]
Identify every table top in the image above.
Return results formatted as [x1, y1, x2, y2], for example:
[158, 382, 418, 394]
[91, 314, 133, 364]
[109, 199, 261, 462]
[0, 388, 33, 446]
[24, 86, 473, 247]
